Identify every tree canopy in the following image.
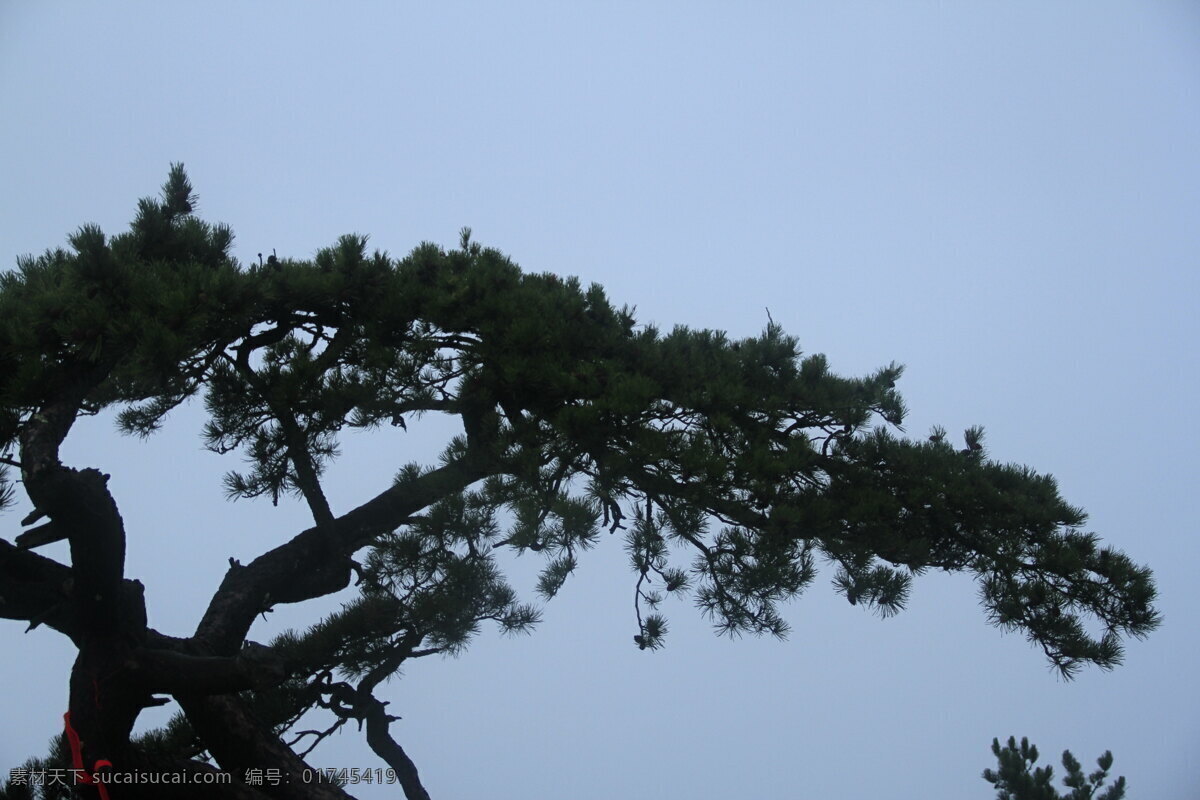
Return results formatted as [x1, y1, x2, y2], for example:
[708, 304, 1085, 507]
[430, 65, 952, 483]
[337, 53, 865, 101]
[0, 167, 1159, 799]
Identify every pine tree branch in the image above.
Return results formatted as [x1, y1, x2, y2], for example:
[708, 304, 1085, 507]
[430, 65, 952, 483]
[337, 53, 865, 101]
[0, 537, 77, 636]
[310, 648, 433, 800]
[13, 520, 68, 549]
[223, 351, 336, 527]
[288, 717, 349, 760]
[134, 645, 286, 696]
[176, 693, 354, 800]
[193, 451, 496, 654]
[364, 699, 431, 800]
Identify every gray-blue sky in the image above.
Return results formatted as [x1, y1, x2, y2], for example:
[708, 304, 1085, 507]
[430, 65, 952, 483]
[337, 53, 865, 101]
[2, 3, 1197, 797]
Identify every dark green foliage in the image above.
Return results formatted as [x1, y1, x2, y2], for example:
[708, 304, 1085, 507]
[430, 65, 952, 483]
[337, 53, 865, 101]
[983, 737, 1126, 800]
[0, 735, 72, 800]
[279, 485, 542, 674]
[0, 168, 1161, 789]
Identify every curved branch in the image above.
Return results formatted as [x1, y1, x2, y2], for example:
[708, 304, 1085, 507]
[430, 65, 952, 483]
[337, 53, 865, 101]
[363, 699, 431, 800]
[194, 451, 495, 654]
[313, 642, 433, 800]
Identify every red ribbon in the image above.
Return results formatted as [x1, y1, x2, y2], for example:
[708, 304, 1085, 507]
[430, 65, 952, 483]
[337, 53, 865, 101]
[63, 711, 112, 800]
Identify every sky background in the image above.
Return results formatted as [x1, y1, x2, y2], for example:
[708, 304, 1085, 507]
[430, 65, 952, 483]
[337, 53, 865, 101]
[2, 3, 1198, 798]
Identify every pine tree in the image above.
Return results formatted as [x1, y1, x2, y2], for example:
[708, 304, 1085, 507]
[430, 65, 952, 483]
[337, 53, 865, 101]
[982, 737, 1127, 800]
[0, 167, 1160, 799]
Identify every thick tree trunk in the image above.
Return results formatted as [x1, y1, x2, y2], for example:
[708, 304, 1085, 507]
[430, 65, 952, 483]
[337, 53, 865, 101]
[10, 369, 494, 799]
[176, 694, 353, 800]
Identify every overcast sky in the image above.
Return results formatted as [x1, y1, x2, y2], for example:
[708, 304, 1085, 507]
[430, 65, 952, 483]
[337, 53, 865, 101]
[2, 3, 1198, 798]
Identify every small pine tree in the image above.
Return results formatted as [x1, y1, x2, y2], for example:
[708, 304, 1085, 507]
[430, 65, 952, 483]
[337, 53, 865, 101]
[983, 737, 1127, 800]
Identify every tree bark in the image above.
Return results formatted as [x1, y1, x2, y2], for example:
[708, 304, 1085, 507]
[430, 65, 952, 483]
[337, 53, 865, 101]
[176, 694, 353, 800]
